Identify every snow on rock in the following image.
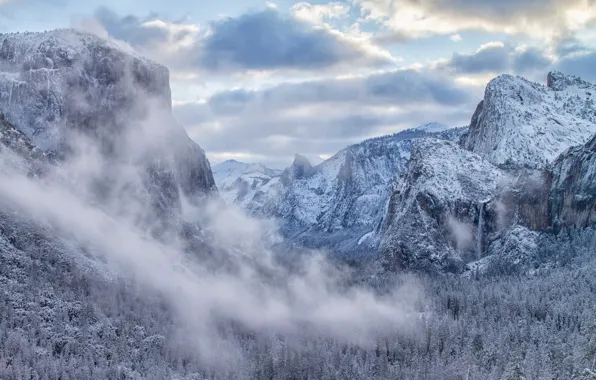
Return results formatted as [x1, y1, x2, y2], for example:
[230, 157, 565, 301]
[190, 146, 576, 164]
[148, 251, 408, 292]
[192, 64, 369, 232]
[413, 122, 451, 133]
[0, 29, 216, 232]
[461, 72, 596, 169]
[549, 133, 596, 230]
[0, 29, 171, 150]
[212, 125, 467, 257]
[379, 138, 511, 273]
[212, 159, 283, 213]
[274, 125, 466, 256]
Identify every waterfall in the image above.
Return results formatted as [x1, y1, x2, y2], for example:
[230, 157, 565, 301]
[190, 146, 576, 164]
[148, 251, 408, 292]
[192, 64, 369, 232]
[476, 202, 484, 259]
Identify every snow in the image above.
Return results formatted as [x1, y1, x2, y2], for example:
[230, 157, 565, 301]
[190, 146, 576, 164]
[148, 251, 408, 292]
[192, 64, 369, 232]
[212, 160, 283, 210]
[413, 122, 451, 133]
[462, 72, 596, 168]
[212, 124, 468, 256]
[0, 29, 171, 152]
[378, 137, 514, 272]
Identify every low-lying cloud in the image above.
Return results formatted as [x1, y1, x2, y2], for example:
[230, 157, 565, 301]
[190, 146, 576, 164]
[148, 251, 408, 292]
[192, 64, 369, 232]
[0, 102, 423, 369]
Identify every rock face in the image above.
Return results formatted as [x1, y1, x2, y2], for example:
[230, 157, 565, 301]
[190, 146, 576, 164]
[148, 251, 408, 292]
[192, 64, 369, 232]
[212, 160, 283, 214]
[0, 30, 170, 151]
[378, 138, 510, 272]
[275, 127, 468, 256]
[377, 71, 596, 273]
[549, 134, 596, 230]
[461, 72, 596, 169]
[212, 125, 467, 256]
[0, 30, 216, 225]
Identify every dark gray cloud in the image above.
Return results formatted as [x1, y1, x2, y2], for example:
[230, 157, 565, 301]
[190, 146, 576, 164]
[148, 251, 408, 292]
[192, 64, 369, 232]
[556, 51, 596, 83]
[512, 47, 552, 73]
[206, 69, 470, 115]
[555, 37, 591, 57]
[90, 7, 390, 73]
[444, 43, 510, 74]
[439, 43, 552, 75]
[200, 9, 389, 71]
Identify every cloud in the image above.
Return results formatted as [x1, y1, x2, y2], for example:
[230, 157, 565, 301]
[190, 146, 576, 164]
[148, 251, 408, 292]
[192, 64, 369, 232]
[93, 7, 167, 47]
[206, 69, 471, 110]
[436, 42, 552, 75]
[200, 9, 392, 72]
[512, 47, 552, 73]
[174, 69, 476, 165]
[291, 2, 350, 24]
[442, 42, 510, 74]
[86, 7, 392, 74]
[447, 216, 474, 251]
[354, 0, 596, 40]
[556, 50, 596, 82]
[450, 34, 462, 42]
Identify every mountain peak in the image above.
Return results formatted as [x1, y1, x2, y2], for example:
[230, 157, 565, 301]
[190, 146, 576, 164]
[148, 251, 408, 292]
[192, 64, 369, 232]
[546, 71, 591, 91]
[461, 71, 596, 169]
[292, 153, 312, 167]
[413, 122, 450, 133]
[286, 154, 314, 181]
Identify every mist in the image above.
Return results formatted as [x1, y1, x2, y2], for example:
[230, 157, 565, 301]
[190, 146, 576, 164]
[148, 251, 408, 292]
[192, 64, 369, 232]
[0, 101, 423, 370]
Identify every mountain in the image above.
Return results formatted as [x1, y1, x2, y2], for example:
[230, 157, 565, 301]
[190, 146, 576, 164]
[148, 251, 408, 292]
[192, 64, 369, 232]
[378, 71, 596, 273]
[0, 28, 595, 379]
[412, 122, 451, 133]
[212, 159, 283, 213]
[212, 125, 468, 256]
[461, 71, 596, 169]
[276, 126, 468, 255]
[0, 30, 216, 230]
[0, 29, 226, 378]
[378, 138, 510, 272]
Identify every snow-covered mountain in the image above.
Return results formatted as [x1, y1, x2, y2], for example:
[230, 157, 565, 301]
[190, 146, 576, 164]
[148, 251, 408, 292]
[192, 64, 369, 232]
[212, 159, 283, 213]
[379, 72, 596, 273]
[412, 122, 451, 133]
[212, 125, 468, 256]
[0, 30, 216, 230]
[2, 27, 596, 379]
[378, 138, 511, 272]
[210, 71, 596, 271]
[461, 71, 596, 169]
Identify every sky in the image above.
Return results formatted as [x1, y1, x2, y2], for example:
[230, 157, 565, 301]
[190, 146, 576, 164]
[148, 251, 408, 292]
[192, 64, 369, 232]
[1, 0, 596, 168]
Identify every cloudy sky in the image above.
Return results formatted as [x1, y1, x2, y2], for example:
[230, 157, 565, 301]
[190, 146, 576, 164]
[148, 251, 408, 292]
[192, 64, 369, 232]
[1, 0, 595, 167]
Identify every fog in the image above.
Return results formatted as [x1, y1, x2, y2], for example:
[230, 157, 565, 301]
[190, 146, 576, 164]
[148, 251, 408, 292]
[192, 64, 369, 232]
[447, 215, 474, 251]
[0, 102, 423, 368]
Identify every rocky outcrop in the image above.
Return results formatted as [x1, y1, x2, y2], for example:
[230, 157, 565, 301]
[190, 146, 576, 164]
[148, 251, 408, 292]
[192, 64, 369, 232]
[378, 138, 510, 272]
[460, 72, 596, 169]
[280, 154, 314, 185]
[0, 30, 171, 152]
[549, 134, 596, 231]
[0, 29, 218, 246]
